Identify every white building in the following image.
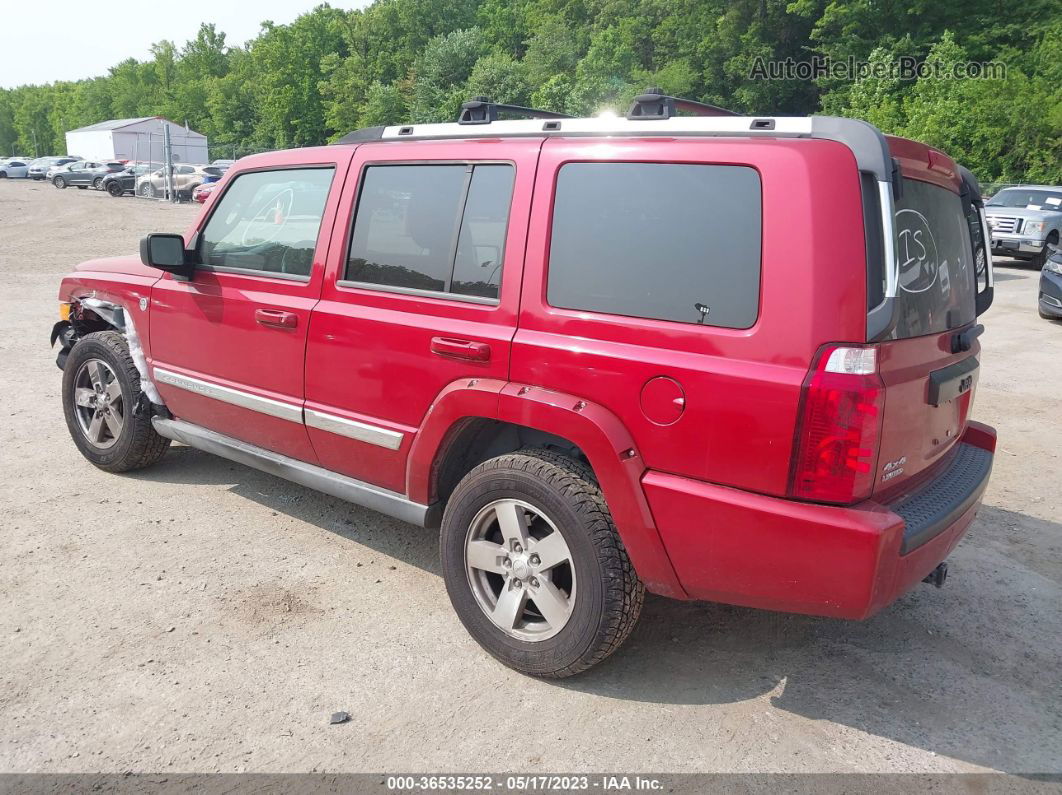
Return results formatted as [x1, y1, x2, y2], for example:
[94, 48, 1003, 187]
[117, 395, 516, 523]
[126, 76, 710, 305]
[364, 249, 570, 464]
[65, 117, 209, 164]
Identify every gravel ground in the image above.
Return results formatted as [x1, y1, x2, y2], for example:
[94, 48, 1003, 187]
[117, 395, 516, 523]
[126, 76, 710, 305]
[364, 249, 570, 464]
[0, 179, 1060, 775]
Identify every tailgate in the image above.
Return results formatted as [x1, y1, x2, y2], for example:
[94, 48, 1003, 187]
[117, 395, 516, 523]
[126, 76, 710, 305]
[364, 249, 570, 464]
[874, 329, 978, 498]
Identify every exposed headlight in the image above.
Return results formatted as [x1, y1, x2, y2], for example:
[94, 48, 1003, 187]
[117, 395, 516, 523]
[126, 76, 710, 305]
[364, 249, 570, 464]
[1045, 258, 1062, 275]
[1025, 221, 1044, 236]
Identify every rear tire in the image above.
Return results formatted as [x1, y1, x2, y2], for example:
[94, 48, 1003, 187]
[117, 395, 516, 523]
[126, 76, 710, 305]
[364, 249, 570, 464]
[440, 448, 644, 678]
[92, 176, 104, 190]
[61, 331, 170, 472]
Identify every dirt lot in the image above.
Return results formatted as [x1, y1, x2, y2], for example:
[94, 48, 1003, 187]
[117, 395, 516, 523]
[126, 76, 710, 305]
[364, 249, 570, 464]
[0, 179, 1059, 775]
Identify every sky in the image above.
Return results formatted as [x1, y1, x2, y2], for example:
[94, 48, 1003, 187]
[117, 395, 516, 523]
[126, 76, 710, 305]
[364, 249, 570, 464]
[0, 0, 374, 89]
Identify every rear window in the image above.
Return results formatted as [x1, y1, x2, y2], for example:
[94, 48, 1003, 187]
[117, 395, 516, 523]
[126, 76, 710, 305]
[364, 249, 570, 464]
[891, 178, 977, 338]
[547, 163, 762, 328]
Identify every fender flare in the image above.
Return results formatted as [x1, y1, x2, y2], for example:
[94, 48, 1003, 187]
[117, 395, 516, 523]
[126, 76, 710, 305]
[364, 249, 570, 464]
[407, 379, 687, 599]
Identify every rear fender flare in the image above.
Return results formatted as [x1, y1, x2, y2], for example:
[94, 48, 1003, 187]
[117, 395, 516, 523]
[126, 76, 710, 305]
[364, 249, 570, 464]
[407, 379, 687, 598]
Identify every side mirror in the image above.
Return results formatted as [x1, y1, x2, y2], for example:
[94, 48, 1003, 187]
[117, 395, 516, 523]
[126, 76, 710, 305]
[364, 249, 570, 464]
[140, 233, 194, 278]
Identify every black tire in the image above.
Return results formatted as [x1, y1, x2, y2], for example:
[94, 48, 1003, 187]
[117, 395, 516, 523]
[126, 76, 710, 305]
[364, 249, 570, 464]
[92, 176, 104, 190]
[440, 448, 644, 678]
[106, 180, 124, 197]
[0, 172, 7, 179]
[1032, 234, 1059, 270]
[61, 330, 170, 473]
[53, 175, 66, 189]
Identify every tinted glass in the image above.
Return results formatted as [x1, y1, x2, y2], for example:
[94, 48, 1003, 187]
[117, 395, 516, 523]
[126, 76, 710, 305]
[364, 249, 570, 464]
[452, 165, 515, 299]
[892, 178, 977, 338]
[547, 163, 762, 328]
[347, 165, 467, 292]
[198, 167, 334, 278]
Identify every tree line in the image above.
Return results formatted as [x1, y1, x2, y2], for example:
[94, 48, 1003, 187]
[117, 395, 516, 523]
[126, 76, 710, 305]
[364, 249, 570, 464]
[1, 0, 1059, 184]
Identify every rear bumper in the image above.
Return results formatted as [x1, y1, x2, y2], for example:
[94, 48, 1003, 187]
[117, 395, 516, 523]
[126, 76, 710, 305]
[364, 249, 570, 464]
[644, 422, 996, 619]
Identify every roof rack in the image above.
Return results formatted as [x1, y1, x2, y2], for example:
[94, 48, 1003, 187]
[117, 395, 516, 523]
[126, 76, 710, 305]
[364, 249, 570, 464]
[626, 88, 739, 120]
[458, 96, 573, 125]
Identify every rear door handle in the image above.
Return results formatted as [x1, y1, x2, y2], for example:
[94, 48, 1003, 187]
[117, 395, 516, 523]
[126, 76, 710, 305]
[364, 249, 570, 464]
[255, 308, 298, 329]
[430, 337, 491, 362]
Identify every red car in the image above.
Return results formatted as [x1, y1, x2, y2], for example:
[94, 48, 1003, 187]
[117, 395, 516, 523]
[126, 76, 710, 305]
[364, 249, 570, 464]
[51, 92, 996, 677]
[192, 182, 216, 204]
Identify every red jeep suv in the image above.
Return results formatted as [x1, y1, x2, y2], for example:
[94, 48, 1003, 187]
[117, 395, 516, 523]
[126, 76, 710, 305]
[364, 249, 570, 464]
[52, 92, 997, 677]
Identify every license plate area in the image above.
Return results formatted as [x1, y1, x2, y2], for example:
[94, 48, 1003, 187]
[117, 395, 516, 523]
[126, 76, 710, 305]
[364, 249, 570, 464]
[927, 357, 978, 407]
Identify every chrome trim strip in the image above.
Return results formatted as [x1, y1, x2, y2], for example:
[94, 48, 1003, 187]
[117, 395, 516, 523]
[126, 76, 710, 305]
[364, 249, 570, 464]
[152, 418, 438, 527]
[878, 180, 899, 299]
[152, 367, 303, 424]
[336, 279, 500, 306]
[978, 205, 995, 288]
[305, 408, 404, 450]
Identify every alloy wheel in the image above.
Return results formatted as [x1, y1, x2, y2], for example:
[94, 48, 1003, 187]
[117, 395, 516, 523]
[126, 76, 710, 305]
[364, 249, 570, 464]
[72, 359, 125, 449]
[463, 498, 577, 641]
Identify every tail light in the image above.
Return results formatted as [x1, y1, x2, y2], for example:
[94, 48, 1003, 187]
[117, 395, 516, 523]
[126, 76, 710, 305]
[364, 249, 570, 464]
[788, 345, 885, 504]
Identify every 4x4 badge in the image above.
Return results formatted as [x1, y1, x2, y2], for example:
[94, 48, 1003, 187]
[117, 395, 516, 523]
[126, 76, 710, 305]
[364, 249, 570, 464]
[882, 456, 907, 482]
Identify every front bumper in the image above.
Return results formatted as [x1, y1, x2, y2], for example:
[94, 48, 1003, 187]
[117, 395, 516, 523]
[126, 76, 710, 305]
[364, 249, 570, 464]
[644, 422, 996, 619]
[991, 233, 1046, 257]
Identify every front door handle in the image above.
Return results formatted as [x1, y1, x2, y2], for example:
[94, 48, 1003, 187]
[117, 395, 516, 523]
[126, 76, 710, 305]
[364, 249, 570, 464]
[430, 337, 491, 362]
[255, 308, 298, 329]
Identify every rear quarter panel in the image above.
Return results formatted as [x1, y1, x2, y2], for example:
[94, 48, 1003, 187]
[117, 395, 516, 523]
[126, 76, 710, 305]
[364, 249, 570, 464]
[513, 137, 868, 496]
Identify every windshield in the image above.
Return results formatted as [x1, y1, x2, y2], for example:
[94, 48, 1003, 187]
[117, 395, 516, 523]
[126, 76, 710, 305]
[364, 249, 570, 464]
[987, 188, 1062, 211]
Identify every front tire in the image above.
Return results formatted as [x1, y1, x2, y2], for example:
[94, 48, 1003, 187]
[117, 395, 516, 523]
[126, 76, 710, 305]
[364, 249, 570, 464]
[62, 331, 170, 472]
[53, 175, 66, 189]
[106, 180, 124, 197]
[440, 449, 644, 678]
[139, 182, 156, 198]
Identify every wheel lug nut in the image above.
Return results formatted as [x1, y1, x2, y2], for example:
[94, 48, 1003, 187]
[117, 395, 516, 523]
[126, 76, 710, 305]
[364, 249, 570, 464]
[513, 543, 522, 553]
[529, 577, 539, 587]
[529, 554, 540, 566]
[513, 579, 522, 589]
[502, 558, 512, 568]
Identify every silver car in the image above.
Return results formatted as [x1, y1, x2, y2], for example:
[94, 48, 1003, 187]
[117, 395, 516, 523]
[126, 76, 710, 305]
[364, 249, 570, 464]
[28, 156, 77, 180]
[0, 158, 31, 179]
[985, 185, 1062, 268]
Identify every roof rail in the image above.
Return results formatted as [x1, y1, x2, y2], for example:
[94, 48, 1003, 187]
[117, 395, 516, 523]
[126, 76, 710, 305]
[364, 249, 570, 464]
[626, 88, 739, 120]
[458, 96, 572, 125]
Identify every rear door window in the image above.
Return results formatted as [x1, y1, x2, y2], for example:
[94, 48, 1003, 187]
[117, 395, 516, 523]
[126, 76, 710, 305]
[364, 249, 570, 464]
[546, 163, 762, 328]
[345, 163, 515, 301]
[892, 179, 977, 337]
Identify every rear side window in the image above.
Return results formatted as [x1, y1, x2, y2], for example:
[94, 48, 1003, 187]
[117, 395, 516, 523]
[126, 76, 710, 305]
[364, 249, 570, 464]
[346, 163, 515, 301]
[547, 163, 762, 328]
[893, 179, 977, 337]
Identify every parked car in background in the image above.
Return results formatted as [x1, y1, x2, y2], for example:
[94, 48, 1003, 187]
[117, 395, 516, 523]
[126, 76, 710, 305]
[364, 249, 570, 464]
[51, 93, 998, 677]
[29, 156, 77, 180]
[137, 164, 223, 199]
[0, 158, 31, 178]
[209, 159, 236, 174]
[101, 164, 151, 197]
[1039, 244, 1062, 321]
[52, 161, 126, 190]
[191, 182, 216, 204]
[985, 185, 1062, 268]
